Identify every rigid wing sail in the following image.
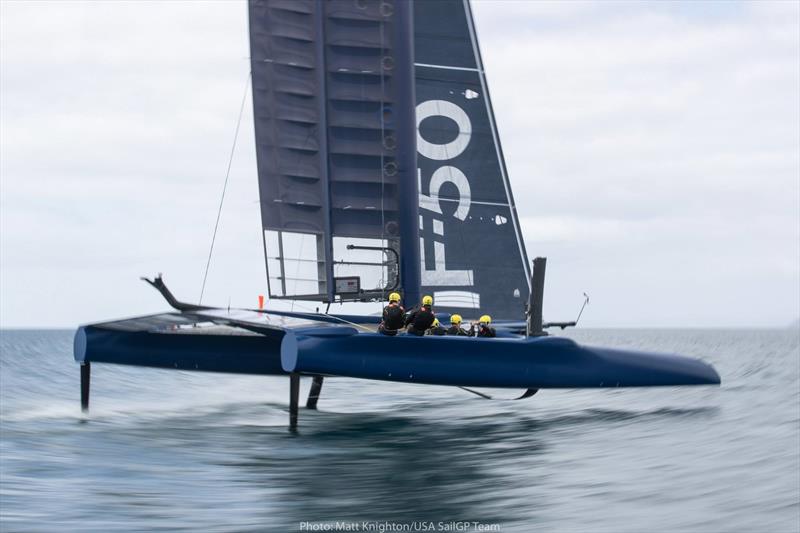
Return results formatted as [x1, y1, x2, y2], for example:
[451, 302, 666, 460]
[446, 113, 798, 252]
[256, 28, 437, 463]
[249, 0, 529, 319]
[414, 0, 531, 318]
[74, 0, 720, 429]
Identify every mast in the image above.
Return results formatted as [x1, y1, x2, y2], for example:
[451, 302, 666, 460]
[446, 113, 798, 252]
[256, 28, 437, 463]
[393, 0, 421, 307]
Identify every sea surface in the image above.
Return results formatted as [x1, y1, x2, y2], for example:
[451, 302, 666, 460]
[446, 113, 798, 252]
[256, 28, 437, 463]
[0, 328, 798, 532]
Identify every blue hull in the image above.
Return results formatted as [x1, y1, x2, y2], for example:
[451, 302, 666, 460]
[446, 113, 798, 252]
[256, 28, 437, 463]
[75, 321, 720, 389]
[282, 332, 720, 388]
[74, 326, 286, 376]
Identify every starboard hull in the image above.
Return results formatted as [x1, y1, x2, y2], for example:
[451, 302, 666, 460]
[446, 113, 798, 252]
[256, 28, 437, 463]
[281, 332, 720, 389]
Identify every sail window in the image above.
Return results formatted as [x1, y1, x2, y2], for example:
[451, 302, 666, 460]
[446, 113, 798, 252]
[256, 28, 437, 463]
[264, 230, 327, 299]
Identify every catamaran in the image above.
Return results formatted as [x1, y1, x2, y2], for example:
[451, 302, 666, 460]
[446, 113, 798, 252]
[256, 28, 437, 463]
[73, 0, 720, 429]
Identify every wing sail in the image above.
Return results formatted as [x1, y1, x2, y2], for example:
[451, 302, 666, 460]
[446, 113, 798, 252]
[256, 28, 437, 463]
[248, 0, 419, 304]
[414, 0, 530, 319]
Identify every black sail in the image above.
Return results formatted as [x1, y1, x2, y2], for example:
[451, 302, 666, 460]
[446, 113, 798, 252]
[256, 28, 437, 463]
[249, 0, 529, 319]
[413, 0, 530, 319]
[248, 0, 419, 304]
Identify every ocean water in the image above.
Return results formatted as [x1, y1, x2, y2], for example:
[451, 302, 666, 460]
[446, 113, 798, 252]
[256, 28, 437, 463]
[0, 328, 798, 532]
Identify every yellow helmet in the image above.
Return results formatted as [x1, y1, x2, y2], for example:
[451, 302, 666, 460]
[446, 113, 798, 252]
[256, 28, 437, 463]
[432, 318, 440, 327]
[450, 314, 463, 325]
[388, 292, 401, 303]
[479, 314, 492, 324]
[422, 295, 433, 306]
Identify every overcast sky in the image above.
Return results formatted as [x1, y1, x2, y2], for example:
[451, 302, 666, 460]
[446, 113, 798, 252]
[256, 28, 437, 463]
[1, 0, 798, 328]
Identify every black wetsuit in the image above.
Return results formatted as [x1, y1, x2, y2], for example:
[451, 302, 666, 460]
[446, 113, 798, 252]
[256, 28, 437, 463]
[404, 305, 435, 336]
[428, 324, 447, 336]
[467, 325, 496, 338]
[379, 303, 405, 336]
[446, 325, 468, 336]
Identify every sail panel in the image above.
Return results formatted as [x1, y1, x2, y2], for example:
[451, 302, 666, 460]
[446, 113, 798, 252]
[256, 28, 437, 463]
[414, 0, 531, 320]
[413, 0, 476, 69]
[249, 0, 418, 302]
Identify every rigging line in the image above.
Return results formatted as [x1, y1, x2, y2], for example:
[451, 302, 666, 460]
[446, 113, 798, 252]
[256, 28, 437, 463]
[279, 299, 375, 332]
[199, 71, 252, 304]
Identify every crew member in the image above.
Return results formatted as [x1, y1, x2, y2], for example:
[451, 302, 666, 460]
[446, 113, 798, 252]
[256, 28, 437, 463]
[446, 314, 468, 336]
[469, 315, 496, 338]
[405, 295, 435, 336]
[428, 318, 447, 336]
[378, 292, 405, 336]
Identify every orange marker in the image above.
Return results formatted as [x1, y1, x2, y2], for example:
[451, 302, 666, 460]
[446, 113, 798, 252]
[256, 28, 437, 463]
[258, 295, 265, 310]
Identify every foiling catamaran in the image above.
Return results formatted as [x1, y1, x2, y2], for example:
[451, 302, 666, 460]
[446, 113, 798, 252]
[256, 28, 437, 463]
[74, 0, 720, 428]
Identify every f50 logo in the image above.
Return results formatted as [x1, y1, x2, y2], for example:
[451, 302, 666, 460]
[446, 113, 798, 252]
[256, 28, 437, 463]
[416, 99, 473, 287]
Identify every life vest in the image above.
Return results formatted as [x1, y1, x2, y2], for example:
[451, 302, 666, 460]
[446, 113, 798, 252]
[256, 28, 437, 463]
[405, 305, 435, 332]
[382, 303, 405, 330]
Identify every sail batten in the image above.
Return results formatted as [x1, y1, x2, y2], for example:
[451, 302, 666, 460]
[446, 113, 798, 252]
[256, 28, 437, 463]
[414, 63, 483, 73]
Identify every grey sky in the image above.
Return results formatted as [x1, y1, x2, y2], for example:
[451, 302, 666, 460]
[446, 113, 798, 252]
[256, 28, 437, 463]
[1, 0, 798, 328]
